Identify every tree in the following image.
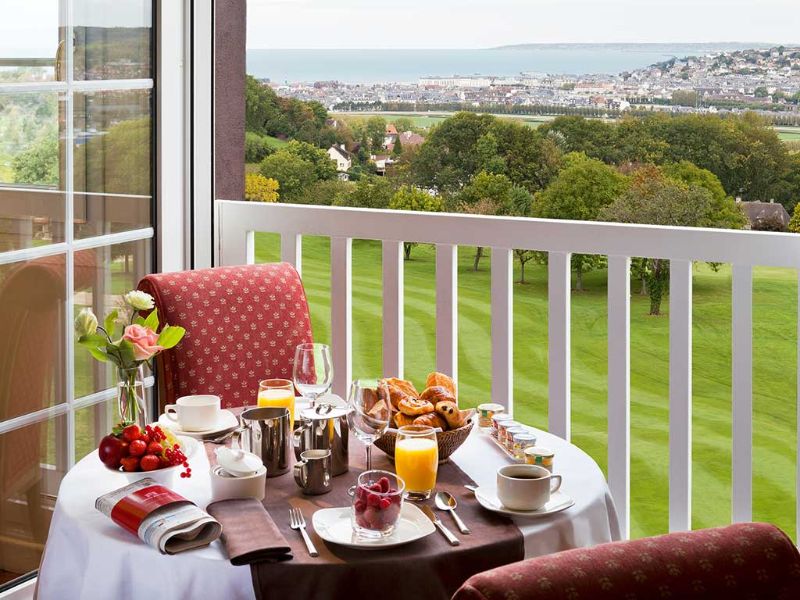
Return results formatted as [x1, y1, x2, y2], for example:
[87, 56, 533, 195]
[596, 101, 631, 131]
[391, 134, 403, 157]
[281, 140, 338, 181]
[663, 161, 747, 229]
[532, 153, 629, 290]
[259, 152, 316, 202]
[12, 134, 58, 185]
[389, 186, 444, 259]
[334, 176, 394, 210]
[365, 116, 387, 151]
[244, 132, 274, 163]
[788, 203, 800, 233]
[599, 170, 741, 315]
[244, 173, 279, 202]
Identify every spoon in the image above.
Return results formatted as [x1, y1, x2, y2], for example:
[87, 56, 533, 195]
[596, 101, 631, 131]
[464, 484, 478, 494]
[435, 491, 471, 534]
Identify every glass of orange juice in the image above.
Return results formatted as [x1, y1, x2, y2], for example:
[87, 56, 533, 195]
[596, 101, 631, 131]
[258, 379, 296, 431]
[395, 425, 438, 501]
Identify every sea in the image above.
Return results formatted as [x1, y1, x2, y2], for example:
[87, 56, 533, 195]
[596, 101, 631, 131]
[247, 43, 771, 83]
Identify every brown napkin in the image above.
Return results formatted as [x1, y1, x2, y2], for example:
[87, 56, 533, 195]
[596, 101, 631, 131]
[206, 498, 292, 565]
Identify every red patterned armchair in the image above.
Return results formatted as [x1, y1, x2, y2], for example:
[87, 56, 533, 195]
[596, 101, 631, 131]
[452, 522, 800, 600]
[138, 263, 313, 410]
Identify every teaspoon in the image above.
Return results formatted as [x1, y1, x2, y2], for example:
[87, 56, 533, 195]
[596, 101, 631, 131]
[435, 491, 471, 534]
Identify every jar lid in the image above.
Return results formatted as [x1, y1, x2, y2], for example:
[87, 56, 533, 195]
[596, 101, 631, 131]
[513, 433, 537, 442]
[215, 447, 263, 477]
[492, 413, 514, 423]
[524, 446, 554, 457]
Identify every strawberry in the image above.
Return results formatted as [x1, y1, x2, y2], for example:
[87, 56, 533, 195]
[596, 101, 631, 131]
[140, 454, 161, 472]
[128, 439, 147, 457]
[122, 424, 141, 443]
[120, 456, 140, 472]
[139, 431, 151, 445]
[119, 441, 130, 457]
[146, 441, 164, 456]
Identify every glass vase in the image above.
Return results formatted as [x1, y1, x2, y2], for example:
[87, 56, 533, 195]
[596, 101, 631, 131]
[117, 365, 147, 429]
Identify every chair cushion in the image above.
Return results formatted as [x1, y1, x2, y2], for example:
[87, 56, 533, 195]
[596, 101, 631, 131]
[138, 263, 313, 409]
[453, 522, 800, 600]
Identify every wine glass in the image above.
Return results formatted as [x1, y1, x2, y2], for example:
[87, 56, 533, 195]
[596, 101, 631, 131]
[346, 379, 390, 471]
[293, 343, 333, 408]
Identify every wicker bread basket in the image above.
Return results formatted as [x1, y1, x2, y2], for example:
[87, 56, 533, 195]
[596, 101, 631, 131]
[374, 416, 474, 463]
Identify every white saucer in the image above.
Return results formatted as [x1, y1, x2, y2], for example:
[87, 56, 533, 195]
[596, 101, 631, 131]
[157, 409, 239, 438]
[312, 503, 435, 550]
[474, 487, 575, 518]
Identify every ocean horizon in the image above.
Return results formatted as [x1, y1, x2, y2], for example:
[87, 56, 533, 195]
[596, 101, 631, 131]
[247, 43, 775, 83]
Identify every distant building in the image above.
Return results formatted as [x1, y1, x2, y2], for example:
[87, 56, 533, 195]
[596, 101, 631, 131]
[738, 199, 791, 231]
[327, 145, 353, 180]
[397, 130, 425, 148]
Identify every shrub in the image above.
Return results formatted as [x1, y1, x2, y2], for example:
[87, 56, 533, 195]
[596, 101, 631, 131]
[245, 132, 274, 163]
[245, 173, 279, 202]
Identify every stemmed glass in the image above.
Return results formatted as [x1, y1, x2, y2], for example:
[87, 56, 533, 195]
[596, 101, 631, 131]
[293, 343, 333, 408]
[346, 379, 391, 471]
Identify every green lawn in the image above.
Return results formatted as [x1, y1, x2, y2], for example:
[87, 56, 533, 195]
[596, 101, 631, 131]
[334, 112, 554, 130]
[255, 233, 798, 540]
[777, 128, 800, 142]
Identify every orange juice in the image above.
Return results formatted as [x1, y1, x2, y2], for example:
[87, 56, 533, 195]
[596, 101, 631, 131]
[395, 437, 438, 494]
[257, 389, 296, 431]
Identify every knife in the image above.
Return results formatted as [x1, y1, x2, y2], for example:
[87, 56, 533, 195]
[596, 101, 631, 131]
[422, 505, 460, 546]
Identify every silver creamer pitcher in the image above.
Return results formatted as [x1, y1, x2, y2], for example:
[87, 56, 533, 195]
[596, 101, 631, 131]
[240, 407, 292, 477]
[294, 402, 349, 476]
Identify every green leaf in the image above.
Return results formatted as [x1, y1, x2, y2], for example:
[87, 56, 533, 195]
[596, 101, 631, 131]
[78, 333, 108, 348]
[133, 315, 146, 327]
[117, 339, 137, 366]
[104, 310, 118, 338]
[88, 347, 109, 362]
[157, 325, 186, 349]
[143, 307, 159, 332]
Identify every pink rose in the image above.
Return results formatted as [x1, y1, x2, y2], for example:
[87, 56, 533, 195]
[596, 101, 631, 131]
[122, 324, 164, 361]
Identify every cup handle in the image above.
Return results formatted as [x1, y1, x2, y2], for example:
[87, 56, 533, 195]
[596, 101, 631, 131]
[550, 474, 563, 493]
[165, 405, 179, 421]
[293, 460, 308, 489]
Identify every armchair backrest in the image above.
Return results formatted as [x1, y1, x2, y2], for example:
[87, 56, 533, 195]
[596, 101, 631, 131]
[138, 263, 313, 411]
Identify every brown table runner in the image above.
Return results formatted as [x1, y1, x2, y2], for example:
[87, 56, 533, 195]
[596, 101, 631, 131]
[206, 429, 523, 600]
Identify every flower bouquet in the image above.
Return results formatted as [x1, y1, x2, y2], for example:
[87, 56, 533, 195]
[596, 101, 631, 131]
[75, 290, 185, 429]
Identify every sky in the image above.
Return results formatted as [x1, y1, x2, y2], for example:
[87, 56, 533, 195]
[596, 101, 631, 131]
[248, 0, 800, 49]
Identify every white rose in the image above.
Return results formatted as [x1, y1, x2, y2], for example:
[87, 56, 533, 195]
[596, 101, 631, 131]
[75, 308, 98, 336]
[124, 290, 155, 311]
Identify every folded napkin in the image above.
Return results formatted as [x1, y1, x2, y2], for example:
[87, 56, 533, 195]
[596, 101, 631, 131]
[206, 498, 292, 565]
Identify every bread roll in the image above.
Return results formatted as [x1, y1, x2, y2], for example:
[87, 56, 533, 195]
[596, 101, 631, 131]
[426, 372, 456, 398]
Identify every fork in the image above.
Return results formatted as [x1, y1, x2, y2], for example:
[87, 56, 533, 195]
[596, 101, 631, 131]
[289, 507, 319, 557]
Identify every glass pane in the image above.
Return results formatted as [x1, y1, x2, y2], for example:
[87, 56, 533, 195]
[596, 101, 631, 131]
[0, 414, 66, 580]
[0, 0, 62, 83]
[74, 239, 152, 398]
[73, 0, 152, 80]
[73, 89, 152, 195]
[0, 189, 66, 253]
[0, 255, 66, 420]
[75, 399, 115, 462]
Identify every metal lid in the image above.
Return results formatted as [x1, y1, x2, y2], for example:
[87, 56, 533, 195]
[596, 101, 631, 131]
[300, 398, 348, 421]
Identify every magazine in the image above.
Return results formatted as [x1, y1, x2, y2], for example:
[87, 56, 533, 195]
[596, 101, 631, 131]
[96, 478, 222, 554]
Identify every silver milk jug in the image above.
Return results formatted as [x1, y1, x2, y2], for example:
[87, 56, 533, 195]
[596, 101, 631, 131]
[240, 406, 292, 477]
[294, 402, 349, 476]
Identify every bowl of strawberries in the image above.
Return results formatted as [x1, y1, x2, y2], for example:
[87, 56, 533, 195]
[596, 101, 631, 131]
[98, 423, 195, 485]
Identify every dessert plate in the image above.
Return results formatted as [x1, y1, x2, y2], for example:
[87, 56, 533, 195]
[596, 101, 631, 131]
[474, 487, 575, 518]
[312, 503, 435, 549]
[157, 409, 239, 438]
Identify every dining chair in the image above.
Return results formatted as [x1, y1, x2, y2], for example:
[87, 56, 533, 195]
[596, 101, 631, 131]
[452, 522, 800, 600]
[138, 263, 313, 411]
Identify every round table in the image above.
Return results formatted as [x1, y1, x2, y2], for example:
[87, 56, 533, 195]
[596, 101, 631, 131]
[37, 424, 620, 600]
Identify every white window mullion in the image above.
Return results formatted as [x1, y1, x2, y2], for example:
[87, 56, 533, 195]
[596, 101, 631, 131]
[65, 0, 76, 469]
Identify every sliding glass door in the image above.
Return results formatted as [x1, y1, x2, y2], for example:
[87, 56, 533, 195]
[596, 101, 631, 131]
[0, 0, 155, 587]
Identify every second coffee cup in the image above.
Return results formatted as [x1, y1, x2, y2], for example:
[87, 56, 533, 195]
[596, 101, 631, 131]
[165, 394, 221, 431]
[497, 464, 562, 511]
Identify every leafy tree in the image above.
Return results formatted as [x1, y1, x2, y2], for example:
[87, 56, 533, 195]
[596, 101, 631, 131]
[301, 179, 352, 206]
[365, 116, 387, 151]
[259, 152, 316, 202]
[486, 119, 562, 192]
[389, 186, 444, 259]
[392, 134, 403, 157]
[334, 176, 394, 210]
[788, 203, 800, 233]
[532, 153, 629, 290]
[244, 132, 274, 163]
[12, 134, 58, 185]
[540, 116, 619, 163]
[663, 161, 746, 229]
[244, 173, 279, 202]
[281, 140, 337, 181]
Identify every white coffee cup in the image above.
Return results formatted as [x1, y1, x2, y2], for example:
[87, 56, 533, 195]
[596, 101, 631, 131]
[165, 395, 220, 431]
[497, 464, 562, 511]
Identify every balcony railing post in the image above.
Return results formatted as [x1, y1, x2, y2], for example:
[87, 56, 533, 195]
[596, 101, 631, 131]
[669, 259, 692, 532]
[436, 244, 458, 383]
[491, 247, 513, 413]
[607, 255, 631, 539]
[330, 237, 352, 398]
[548, 251, 571, 440]
[732, 264, 753, 523]
[281, 233, 302, 276]
[382, 240, 404, 379]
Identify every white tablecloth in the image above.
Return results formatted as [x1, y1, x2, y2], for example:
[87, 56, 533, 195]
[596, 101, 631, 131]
[37, 425, 620, 600]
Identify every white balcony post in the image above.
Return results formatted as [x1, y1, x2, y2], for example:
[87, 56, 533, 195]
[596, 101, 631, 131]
[436, 244, 458, 382]
[281, 233, 302, 276]
[669, 259, 692, 532]
[797, 272, 800, 543]
[732, 264, 753, 523]
[607, 255, 631, 539]
[331, 237, 352, 398]
[548, 251, 571, 440]
[382, 240, 404, 379]
[491, 248, 513, 412]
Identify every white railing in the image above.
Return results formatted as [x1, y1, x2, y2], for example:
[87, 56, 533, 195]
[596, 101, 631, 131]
[215, 199, 800, 540]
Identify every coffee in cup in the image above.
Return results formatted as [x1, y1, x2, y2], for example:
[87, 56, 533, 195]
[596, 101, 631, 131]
[165, 394, 221, 431]
[496, 464, 562, 511]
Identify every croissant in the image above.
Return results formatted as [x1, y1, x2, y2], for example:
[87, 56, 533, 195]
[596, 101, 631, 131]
[413, 412, 447, 430]
[420, 385, 457, 406]
[384, 378, 419, 398]
[426, 372, 456, 398]
[393, 412, 416, 428]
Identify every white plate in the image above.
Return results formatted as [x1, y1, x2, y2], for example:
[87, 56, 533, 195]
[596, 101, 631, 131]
[312, 502, 435, 550]
[157, 409, 239, 437]
[474, 487, 575, 518]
